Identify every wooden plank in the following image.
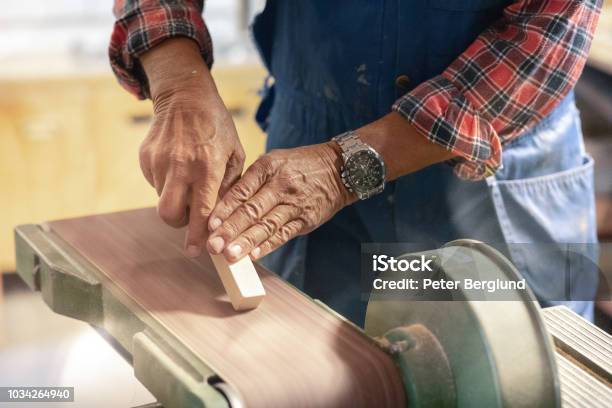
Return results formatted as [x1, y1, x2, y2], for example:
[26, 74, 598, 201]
[47, 208, 406, 408]
[209, 254, 265, 311]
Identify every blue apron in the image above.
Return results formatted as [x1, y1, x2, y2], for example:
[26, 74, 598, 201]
[251, 0, 598, 325]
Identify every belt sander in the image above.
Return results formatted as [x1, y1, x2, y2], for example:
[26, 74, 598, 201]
[13, 208, 612, 407]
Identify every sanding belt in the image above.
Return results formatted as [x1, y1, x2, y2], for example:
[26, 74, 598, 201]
[48, 208, 406, 407]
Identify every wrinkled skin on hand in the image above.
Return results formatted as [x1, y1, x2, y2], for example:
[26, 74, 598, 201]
[139, 41, 454, 261]
[139, 38, 246, 258]
[206, 143, 355, 262]
[139, 87, 245, 257]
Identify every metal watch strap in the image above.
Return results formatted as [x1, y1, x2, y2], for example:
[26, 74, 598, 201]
[333, 131, 363, 160]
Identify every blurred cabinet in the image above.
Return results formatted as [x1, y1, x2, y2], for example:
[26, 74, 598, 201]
[0, 65, 267, 272]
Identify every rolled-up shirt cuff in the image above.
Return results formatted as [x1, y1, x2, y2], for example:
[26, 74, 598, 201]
[392, 75, 502, 180]
[109, 3, 213, 100]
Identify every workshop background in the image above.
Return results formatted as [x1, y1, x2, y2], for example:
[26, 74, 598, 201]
[0, 1, 265, 406]
[0, 1, 611, 406]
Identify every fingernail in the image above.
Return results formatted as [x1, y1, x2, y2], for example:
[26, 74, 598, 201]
[227, 244, 242, 259]
[185, 245, 202, 258]
[208, 237, 225, 254]
[209, 217, 222, 231]
[251, 247, 261, 258]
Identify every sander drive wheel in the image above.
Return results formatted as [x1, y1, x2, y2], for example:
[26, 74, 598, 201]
[365, 240, 560, 408]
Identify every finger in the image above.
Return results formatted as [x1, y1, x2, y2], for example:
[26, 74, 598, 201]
[251, 219, 305, 260]
[208, 158, 270, 232]
[207, 186, 280, 255]
[157, 176, 189, 228]
[219, 205, 297, 261]
[152, 170, 166, 196]
[184, 166, 224, 258]
[217, 150, 245, 199]
[139, 157, 155, 188]
[138, 142, 156, 188]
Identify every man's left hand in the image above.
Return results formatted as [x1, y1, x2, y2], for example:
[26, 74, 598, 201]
[206, 143, 355, 262]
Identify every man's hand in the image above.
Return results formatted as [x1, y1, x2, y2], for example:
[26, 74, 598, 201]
[140, 38, 245, 257]
[205, 112, 456, 262]
[206, 143, 355, 262]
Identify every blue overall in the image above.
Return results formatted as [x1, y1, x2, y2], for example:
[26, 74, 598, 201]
[251, 0, 599, 325]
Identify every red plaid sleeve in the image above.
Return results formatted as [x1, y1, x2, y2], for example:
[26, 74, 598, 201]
[110, 0, 212, 99]
[393, 0, 602, 180]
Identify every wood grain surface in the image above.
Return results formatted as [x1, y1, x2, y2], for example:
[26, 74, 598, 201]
[48, 208, 406, 407]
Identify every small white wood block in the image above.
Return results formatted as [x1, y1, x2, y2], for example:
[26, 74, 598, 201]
[209, 254, 265, 311]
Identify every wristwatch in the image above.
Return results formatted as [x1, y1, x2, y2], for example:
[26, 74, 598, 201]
[332, 131, 386, 200]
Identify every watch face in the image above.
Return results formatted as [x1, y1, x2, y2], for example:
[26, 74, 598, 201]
[345, 149, 385, 194]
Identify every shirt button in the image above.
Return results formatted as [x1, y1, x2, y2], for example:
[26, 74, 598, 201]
[387, 194, 395, 206]
[395, 75, 411, 91]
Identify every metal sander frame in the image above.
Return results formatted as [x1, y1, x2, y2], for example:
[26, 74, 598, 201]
[14, 224, 611, 407]
[15, 224, 232, 408]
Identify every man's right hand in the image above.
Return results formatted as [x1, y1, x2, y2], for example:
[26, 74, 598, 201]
[139, 38, 245, 258]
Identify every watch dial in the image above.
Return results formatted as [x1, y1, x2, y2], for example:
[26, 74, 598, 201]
[345, 150, 384, 194]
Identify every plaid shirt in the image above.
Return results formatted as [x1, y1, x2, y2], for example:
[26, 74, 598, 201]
[110, 0, 601, 180]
